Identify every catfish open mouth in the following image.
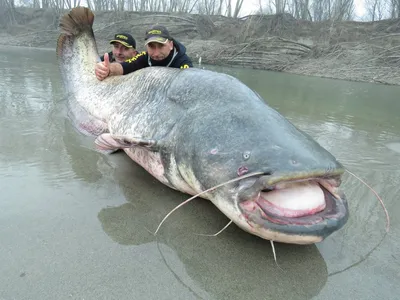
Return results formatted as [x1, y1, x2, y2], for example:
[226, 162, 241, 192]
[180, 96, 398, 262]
[239, 178, 349, 236]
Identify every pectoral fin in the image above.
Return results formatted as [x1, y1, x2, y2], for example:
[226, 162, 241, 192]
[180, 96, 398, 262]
[94, 133, 158, 153]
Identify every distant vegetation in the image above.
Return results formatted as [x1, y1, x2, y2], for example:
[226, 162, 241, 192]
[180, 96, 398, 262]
[1, 0, 399, 85]
[2, 0, 400, 26]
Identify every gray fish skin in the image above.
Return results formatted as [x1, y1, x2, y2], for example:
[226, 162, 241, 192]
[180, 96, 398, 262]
[57, 7, 348, 244]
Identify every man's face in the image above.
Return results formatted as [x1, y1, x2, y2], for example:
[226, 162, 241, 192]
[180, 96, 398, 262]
[112, 42, 137, 63]
[146, 40, 173, 61]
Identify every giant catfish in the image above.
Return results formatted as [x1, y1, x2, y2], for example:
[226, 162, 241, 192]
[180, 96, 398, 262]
[56, 7, 348, 244]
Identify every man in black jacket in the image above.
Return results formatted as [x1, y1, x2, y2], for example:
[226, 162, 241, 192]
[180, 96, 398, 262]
[100, 33, 138, 63]
[95, 25, 193, 81]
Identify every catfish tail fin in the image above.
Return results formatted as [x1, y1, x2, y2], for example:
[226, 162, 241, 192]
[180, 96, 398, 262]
[59, 6, 95, 36]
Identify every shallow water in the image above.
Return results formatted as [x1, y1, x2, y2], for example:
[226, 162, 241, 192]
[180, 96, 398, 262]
[0, 46, 399, 300]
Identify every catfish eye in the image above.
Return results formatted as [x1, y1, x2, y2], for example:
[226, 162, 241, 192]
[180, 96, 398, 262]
[243, 151, 251, 160]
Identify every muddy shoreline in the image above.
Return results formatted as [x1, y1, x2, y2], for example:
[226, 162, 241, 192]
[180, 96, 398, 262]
[1, 8, 399, 86]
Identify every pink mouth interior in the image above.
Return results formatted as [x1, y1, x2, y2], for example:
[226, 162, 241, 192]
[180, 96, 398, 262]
[242, 181, 326, 218]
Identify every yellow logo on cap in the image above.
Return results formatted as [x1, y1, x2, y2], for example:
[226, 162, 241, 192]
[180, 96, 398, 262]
[148, 30, 162, 35]
[116, 35, 128, 40]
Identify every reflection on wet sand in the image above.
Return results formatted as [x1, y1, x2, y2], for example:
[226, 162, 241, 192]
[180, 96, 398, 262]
[385, 142, 400, 154]
[62, 123, 329, 299]
[98, 157, 329, 300]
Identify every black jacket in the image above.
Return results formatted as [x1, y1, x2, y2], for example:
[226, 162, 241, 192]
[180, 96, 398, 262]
[120, 40, 193, 75]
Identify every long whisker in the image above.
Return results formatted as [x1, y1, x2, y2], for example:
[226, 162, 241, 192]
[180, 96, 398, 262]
[153, 171, 264, 235]
[270, 240, 284, 271]
[194, 191, 262, 237]
[194, 220, 233, 237]
[345, 169, 390, 233]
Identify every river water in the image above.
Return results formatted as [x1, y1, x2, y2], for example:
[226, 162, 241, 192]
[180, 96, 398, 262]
[0, 46, 399, 300]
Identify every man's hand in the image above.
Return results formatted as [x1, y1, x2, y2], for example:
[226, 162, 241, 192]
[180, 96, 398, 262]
[95, 53, 110, 81]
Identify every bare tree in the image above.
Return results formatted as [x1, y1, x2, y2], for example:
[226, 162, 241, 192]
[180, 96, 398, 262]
[390, 0, 400, 18]
[332, 0, 355, 20]
[286, 0, 311, 20]
[2, 0, 17, 25]
[224, 0, 244, 17]
[275, 0, 285, 13]
[232, 0, 244, 17]
[365, 0, 388, 21]
[197, 0, 218, 14]
[309, 0, 355, 21]
[257, 0, 275, 14]
[311, 0, 328, 21]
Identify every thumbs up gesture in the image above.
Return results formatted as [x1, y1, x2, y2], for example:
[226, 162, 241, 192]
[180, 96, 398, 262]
[95, 52, 111, 81]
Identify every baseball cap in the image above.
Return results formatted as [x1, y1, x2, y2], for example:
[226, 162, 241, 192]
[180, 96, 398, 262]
[109, 33, 136, 48]
[144, 25, 172, 45]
